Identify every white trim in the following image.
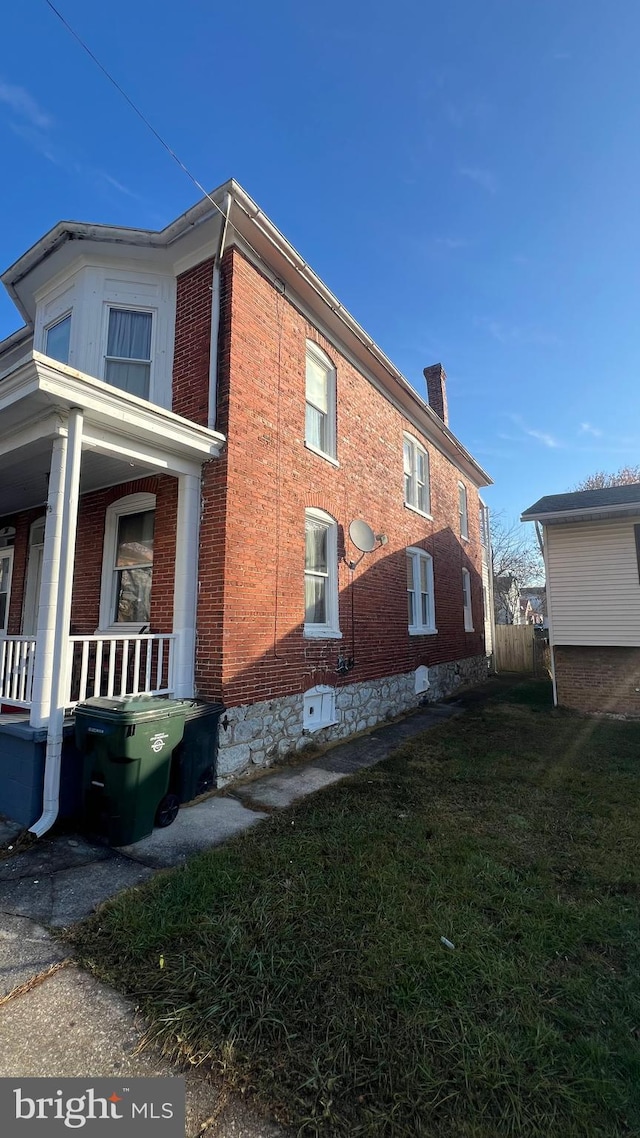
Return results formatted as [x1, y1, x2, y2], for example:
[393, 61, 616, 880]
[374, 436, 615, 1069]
[171, 473, 200, 697]
[458, 482, 469, 540]
[403, 433, 430, 515]
[22, 517, 46, 636]
[305, 340, 337, 461]
[304, 507, 341, 639]
[462, 567, 474, 631]
[304, 441, 340, 468]
[403, 502, 433, 522]
[0, 547, 14, 634]
[98, 492, 156, 633]
[407, 546, 437, 635]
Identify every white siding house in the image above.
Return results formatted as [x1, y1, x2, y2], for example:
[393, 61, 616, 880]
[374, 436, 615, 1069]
[522, 485, 640, 715]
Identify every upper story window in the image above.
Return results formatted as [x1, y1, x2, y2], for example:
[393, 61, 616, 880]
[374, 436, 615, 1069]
[458, 482, 469, 540]
[45, 314, 71, 365]
[99, 493, 156, 632]
[462, 568, 474, 631]
[403, 434, 430, 515]
[34, 263, 175, 410]
[305, 341, 336, 460]
[0, 528, 15, 635]
[304, 508, 341, 638]
[406, 546, 436, 635]
[105, 308, 153, 399]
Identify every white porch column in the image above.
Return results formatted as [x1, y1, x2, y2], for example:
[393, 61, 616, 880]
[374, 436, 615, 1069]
[172, 471, 201, 698]
[29, 431, 68, 728]
[31, 408, 83, 836]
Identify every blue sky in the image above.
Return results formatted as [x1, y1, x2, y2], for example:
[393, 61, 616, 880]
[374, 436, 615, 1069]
[1, 1, 639, 523]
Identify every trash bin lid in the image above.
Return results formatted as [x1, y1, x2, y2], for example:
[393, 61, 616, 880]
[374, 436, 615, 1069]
[75, 695, 187, 724]
[175, 699, 225, 721]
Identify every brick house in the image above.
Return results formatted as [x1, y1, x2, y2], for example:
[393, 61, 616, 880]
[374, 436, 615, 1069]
[522, 485, 640, 714]
[0, 180, 492, 831]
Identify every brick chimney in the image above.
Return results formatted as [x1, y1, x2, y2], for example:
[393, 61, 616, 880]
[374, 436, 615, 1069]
[423, 363, 449, 426]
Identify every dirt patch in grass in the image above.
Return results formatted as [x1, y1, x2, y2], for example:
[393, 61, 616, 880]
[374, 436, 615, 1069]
[68, 679, 640, 1137]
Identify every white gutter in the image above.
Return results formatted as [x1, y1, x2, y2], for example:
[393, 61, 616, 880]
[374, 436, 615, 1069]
[522, 502, 640, 524]
[208, 192, 232, 430]
[30, 407, 83, 837]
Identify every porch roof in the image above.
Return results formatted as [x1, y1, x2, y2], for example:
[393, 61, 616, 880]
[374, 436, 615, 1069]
[0, 352, 226, 517]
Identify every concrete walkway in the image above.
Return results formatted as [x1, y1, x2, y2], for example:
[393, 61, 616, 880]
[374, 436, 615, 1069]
[0, 697, 462, 1135]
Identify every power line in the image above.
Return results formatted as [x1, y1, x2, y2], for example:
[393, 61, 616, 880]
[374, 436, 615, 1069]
[42, 0, 227, 224]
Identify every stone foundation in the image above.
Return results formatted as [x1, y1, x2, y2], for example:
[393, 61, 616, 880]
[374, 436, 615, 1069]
[216, 655, 488, 785]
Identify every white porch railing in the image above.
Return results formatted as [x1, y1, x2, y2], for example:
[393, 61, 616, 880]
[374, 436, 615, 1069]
[0, 636, 37, 708]
[67, 634, 176, 707]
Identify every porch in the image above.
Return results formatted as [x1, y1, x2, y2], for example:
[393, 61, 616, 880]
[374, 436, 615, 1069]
[0, 351, 225, 831]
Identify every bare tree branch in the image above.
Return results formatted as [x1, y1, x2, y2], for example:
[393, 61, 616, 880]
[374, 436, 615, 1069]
[491, 513, 544, 625]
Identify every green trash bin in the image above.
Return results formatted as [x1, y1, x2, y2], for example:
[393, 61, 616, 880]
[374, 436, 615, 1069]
[75, 695, 187, 845]
[169, 701, 225, 803]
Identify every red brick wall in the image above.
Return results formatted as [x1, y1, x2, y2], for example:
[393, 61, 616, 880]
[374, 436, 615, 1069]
[554, 645, 640, 716]
[172, 258, 214, 425]
[194, 248, 485, 706]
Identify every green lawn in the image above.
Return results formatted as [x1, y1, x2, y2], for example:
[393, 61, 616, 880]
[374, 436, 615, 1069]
[68, 679, 640, 1137]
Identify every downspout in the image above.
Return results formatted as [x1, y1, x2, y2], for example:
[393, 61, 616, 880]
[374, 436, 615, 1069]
[30, 407, 83, 837]
[207, 191, 232, 430]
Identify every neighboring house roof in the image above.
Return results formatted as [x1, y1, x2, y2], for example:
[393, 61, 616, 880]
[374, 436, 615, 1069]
[522, 484, 640, 524]
[0, 180, 491, 490]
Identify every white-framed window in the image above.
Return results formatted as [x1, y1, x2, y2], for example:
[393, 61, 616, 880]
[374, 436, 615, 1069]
[305, 341, 336, 460]
[458, 482, 469, 539]
[304, 508, 341, 638]
[462, 568, 474, 631]
[45, 314, 72, 365]
[403, 434, 430, 515]
[104, 307, 153, 399]
[98, 493, 156, 632]
[406, 547, 436, 635]
[0, 547, 14, 634]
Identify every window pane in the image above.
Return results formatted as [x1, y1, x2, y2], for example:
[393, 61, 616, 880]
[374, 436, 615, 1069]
[403, 439, 413, 475]
[421, 590, 430, 627]
[115, 567, 152, 623]
[105, 359, 151, 399]
[116, 511, 154, 569]
[419, 557, 429, 592]
[406, 554, 415, 590]
[305, 520, 328, 573]
[305, 403, 326, 452]
[45, 315, 71, 364]
[305, 576, 326, 624]
[107, 309, 152, 360]
[306, 354, 328, 411]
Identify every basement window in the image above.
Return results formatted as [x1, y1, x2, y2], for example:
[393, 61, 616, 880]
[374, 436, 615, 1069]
[303, 685, 338, 732]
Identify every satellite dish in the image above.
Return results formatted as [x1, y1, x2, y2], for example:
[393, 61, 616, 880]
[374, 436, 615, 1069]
[349, 519, 376, 553]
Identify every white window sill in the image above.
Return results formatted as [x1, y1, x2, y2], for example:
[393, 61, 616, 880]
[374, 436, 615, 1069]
[404, 501, 433, 521]
[304, 626, 343, 639]
[460, 534, 470, 543]
[409, 627, 438, 636]
[305, 717, 340, 733]
[464, 625, 475, 633]
[304, 442, 339, 467]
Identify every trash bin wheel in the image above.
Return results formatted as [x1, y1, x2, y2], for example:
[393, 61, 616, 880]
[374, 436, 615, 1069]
[155, 792, 180, 828]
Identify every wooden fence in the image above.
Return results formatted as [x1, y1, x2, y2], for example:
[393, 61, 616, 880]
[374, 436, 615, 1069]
[494, 624, 551, 674]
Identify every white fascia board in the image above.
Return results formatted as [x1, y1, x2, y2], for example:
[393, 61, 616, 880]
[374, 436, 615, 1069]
[522, 504, 640, 524]
[0, 353, 225, 466]
[81, 426, 201, 477]
[34, 356, 225, 460]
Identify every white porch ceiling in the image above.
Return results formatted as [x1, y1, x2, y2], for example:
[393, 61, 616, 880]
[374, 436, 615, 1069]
[0, 438, 158, 517]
